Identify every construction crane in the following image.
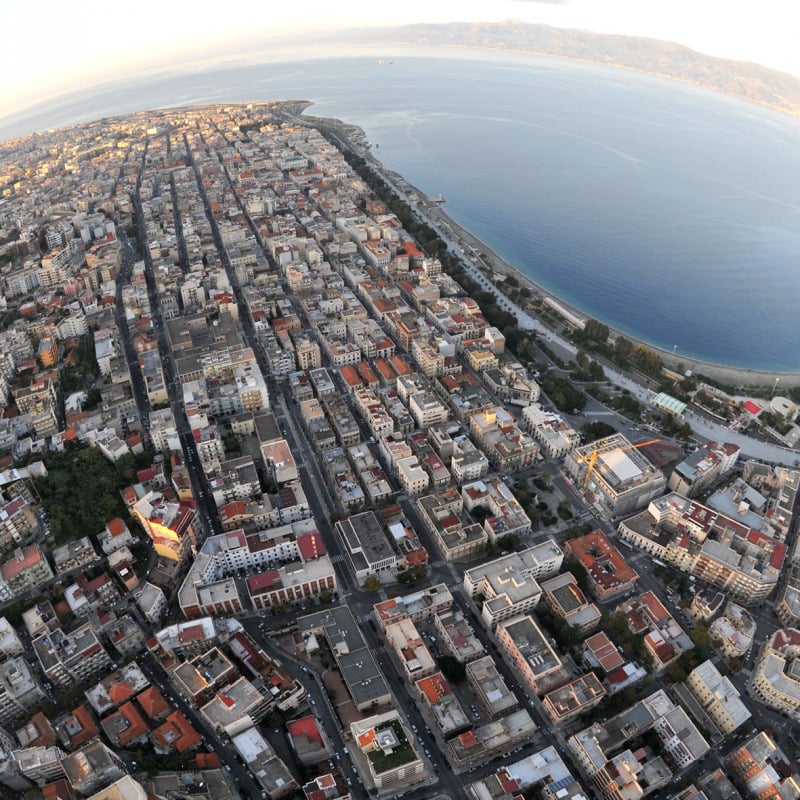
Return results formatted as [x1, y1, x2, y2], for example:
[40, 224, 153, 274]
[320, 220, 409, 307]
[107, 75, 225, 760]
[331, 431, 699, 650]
[580, 439, 659, 489]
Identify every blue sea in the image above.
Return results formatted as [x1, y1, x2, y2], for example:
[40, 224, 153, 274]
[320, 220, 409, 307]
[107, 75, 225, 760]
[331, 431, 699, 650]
[5, 50, 800, 371]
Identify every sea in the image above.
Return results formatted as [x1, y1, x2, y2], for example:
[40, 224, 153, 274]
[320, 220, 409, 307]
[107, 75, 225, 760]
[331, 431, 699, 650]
[4, 49, 800, 372]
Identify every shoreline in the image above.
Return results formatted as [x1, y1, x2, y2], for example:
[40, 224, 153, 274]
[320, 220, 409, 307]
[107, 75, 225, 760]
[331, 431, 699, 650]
[297, 106, 800, 389]
[416, 195, 800, 389]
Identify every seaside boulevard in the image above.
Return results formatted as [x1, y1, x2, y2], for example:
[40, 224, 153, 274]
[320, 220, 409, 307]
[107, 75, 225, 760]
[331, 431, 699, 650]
[335, 123, 800, 467]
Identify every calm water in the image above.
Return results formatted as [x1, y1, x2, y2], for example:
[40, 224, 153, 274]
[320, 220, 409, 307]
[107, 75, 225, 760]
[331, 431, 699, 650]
[5, 52, 800, 371]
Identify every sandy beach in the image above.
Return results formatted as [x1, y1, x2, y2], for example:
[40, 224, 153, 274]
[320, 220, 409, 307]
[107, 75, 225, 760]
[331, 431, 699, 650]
[309, 111, 800, 390]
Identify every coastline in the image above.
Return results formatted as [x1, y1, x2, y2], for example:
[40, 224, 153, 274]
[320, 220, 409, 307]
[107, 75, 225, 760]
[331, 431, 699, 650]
[296, 106, 800, 389]
[415, 194, 800, 389]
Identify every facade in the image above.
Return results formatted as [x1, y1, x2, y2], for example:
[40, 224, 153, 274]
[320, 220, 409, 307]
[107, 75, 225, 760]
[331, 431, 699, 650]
[350, 710, 424, 790]
[495, 614, 569, 696]
[686, 660, 751, 735]
[618, 493, 785, 606]
[748, 628, 800, 718]
[565, 433, 666, 516]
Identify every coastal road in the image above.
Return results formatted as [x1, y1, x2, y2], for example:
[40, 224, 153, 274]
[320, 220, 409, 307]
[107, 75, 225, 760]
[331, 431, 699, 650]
[350, 133, 800, 468]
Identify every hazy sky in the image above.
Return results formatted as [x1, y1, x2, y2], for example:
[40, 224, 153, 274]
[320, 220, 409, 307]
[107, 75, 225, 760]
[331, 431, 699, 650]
[1, 0, 793, 116]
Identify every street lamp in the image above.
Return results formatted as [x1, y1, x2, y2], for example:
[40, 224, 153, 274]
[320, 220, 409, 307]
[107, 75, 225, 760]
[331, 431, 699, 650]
[772, 377, 780, 397]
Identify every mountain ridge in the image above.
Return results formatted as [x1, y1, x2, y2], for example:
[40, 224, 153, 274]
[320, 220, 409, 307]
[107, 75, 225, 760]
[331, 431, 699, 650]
[345, 20, 800, 116]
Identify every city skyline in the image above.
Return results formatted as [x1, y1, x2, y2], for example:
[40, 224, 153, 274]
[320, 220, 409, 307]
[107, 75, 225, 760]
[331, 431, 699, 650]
[1, 0, 795, 122]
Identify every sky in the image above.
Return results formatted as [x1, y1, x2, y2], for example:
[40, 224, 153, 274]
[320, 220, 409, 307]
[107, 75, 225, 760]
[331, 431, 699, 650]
[1, 0, 795, 118]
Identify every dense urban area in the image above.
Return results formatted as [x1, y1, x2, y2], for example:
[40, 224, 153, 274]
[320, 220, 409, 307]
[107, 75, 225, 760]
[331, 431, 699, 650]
[0, 100, 799, 800]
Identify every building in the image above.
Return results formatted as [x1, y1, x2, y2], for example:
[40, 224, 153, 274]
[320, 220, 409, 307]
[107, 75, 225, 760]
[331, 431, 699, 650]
[748, 628, 800, 718]
[416, 672, 470, 738]
[668, 441, 740, 498]
[231, 726, 297, 799]
[12, 745, 66, 787]
[565, 433, 666, 516]
[336, 511, 397, 582]
[461, 477, 532, 544]
[246, 555, 336, 610]
[568, 689, 709, 799]
[0, 657, 45, 727]
[0, 544, 54, 595]
[496, 614, 569, 696]
[298, 606, 390, 712]
[61, 740, 127, 796]
[727, 731, 800, 800]
[385, 617, 437, 683]
[32, 623, 112, 688]
[618, 493, 785, 606]
[373, 583, 453, 630]
[464, 746, 583, 800]
[287, 715, 333, 765]
[469, 407, 540, 472]
[686, 660, 751, 735]
[417, 488, 488, 562]
[522, 404, 581, 459]
[542, 673, 606, 725]
[540, 572, 602, 633]
[199, 676, 270, 737]
[132, 491, 197, 562]
[564, 530, 639, 602]
[465, 656, 519, 718]
[350, 710, 424, 790]
[464, 541, 562, 627]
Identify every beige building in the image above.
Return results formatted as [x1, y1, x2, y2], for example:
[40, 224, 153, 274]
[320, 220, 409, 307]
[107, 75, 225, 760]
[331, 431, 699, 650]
[686, 660, 751, 735]
[385, 617, 437, 683]
[464, 541, 562, 628]
[350, 710, 424, 791]
[496, 614, 569, 696]
[748, 628, 800, 718]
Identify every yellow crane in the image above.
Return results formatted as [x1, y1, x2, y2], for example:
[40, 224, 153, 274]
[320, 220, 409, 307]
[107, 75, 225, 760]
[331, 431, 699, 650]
[580, 438, 659, 489]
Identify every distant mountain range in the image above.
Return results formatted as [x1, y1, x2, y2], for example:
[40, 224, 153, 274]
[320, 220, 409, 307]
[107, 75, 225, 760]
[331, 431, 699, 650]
[346, 20, 800, 116]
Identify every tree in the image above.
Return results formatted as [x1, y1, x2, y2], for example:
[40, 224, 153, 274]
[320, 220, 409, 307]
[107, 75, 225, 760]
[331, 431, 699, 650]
[584, 319, 610, 344]
[614, 336, 634, 364]
[363, 576, 381, 592]
[582, 421, 616, 442]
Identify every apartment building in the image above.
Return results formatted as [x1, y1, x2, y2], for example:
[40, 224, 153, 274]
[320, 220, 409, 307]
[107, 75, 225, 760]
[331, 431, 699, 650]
[686, 660, 751, 735]
[496, 614, 569, 696]
[464, 550, 544, 628]
[727, 732, 800, 800]
[132, 490, 197, 562]
[540, 572, 602, 634]
[350, 710, 424, 790]
[469, 407, 540, 472]
[521, 404, 581, 459]
[0, 544, 54, 596]
[542, 673, 606, 725]
[748, 628, 800, 717]
[668, 441, 740, 498]
[417, 488, 488, 562]
[618, 493, 785, 606]
[385, 617, 437, 683]
[373, 583, 453, 630]
[32, 623, 112, 688]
